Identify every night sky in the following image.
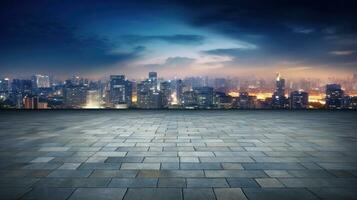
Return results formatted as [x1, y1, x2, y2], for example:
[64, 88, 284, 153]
[1, 0, 357, 79]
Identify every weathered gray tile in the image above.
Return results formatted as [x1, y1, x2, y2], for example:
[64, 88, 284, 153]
[1, 111, 357, 200]
[255, 178, 285, 188]
[187, 178, 229, 187]
[205, 170, 267, 178]
[158, 178, 186, 187]
[31, 157, 55, 163]
[243, 188, 319, 200]
[0, 188, 31, 199]
[106, 157, 144, 163]
[214, 188, 248, 200]
[227, 178, 260, 188]
[183, 188, 215, 200]
[22, 188, 75, 200]
[34, 178, 110, 187]
[47, 170, 93, 178]
[138, 170, 205, 178]
[90, 170, 138, 178]
[69, 188, 126, 200]
[121, 163, 160, 170]
[180, 163, 222, 170]
[309, 188, 357, 200]
[79, 163, 120, 170]
[109, 178, 158, 187]
[124, 188, 182, 200]
[58, 163, 81, 170]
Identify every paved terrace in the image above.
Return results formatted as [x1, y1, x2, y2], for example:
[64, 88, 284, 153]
[0, 111, 357, 200]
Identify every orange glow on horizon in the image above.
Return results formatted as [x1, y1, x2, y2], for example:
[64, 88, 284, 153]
[228, 92, 239, 97]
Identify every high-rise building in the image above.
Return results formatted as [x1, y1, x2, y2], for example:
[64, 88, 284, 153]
[33, 75, 50, 88]
[170, 79, 183, 105]
[214, 92, 233, 109]
[183, 77, 204, 90]
[214, 78, 229, 93]
[63, 82, 87, 108]
[325, 84, 344, 109]
[11, 79, 33, 95]
[23, 95, 39, 109]
[290, 90, 309, 109]
[182, 90, 197, 109]
[109, 75, 132, 108]
[137, 72, 162, 109]
[137, 82, 162, 109]
[0, 78, 9, 92]
[160, 81, 171, 108]
[148, 72, 158, 91]
[148, 72, 158, 83]
[272, 73, 287, 108]
[343, 96, 357, 109]
[193, 87, 214, 109]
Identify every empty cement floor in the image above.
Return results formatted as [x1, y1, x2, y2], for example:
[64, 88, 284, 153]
[0, 110, 357, 200]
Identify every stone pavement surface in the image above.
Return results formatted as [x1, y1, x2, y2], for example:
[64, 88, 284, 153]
[0, 110, 357, 200]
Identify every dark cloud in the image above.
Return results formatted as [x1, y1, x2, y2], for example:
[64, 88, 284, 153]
[0, 2, 145, 74]
[0, 0, 357, 76]
[177, 0, 357, 34]
[118, 35, 204, 45]
[177, 0, 357, 68]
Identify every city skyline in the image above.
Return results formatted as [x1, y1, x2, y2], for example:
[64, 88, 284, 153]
[1, 71, 357, 109]
[1, 0, 357, 79]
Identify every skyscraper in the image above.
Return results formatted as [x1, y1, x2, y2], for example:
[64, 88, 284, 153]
[137, 72, 162, 109]
[272, 73, 287, 109]
[33, 75, 50, 88]
[290, 90, 309, 109]
[170, 79, 183, 105]
[193, 87, 214, 109]
[63, 81, 87, 108]
[182, 90, 197, 109]
[148, 72, 158, 83]
[325, 84, 344, 109]
[109, 75, 132, 108]
[160, 81, 171, 108]
[0, 78, 9, 92]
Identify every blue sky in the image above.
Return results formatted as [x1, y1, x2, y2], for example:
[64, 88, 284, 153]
[1, 0, 357, 79]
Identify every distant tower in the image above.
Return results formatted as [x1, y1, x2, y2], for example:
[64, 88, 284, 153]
[148, 72, 157, 82]
[148, 72, 158, 91]
[33, 74, 50, 88]
[272, 73, 286, 108]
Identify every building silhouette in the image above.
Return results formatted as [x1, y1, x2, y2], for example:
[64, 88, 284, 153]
[325, 84, 344, 109]
[290, 90, 309, 109]
[109, 75, 132, 108]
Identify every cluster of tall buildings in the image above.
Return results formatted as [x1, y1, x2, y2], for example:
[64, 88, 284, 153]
[0, 72, 357, 110]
